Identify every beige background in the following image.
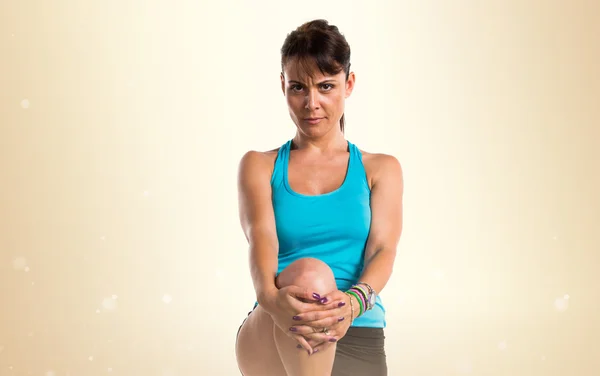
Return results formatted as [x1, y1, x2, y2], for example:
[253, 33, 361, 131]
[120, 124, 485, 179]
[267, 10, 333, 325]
[1, 0, 599, 375]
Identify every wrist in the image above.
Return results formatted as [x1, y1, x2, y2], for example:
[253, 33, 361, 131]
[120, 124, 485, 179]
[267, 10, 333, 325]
[356, 281, 377, 311]
[349, 294, 360, 320]
[257, 286, 279, 311]
[344, 292, 360, 323]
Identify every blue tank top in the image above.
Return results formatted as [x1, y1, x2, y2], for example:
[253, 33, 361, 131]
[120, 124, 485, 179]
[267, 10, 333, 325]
[270, 139, 386, 328]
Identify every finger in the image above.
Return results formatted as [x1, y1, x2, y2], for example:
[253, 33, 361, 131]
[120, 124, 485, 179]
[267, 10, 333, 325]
[286, 290, 325, 314]
[302, 332, 338, 346]
[308, 339, 326, 350]
[288, 286, 323, 303]
[292, 299, 346, 318]
[316, 290, 347, 305]
[293, 288, 345, 308]
[315, 297, 348, 310]
[292, 334, 314, 355]
[302, 314, 346, 329]
[312, 339, 336, 354]
[320, 299, 347, 310]
[293, 306, 344, 323]
[304, 335, 327, 349]
[313, 299, 347, 312]
[288, 325, 323, 335]
[288, 293, 348, 324]
[304, 334, 338, 353]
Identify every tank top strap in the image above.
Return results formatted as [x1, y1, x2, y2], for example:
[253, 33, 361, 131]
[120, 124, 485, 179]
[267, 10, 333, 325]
[345, 141, 370, 191]
[270, 139, 292, 188]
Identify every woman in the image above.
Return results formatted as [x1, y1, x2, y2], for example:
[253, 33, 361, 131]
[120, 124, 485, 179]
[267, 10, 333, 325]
[235, 19, 403, 376]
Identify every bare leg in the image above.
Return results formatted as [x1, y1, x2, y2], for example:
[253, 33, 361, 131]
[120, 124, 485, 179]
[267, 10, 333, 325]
[273, 258, 338, 376]
[235, 257, 338, 376]
[236, 304, 287, 376]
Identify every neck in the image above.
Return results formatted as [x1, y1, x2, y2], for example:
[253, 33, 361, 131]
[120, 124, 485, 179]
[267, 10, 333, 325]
[292, 128, 347, 153]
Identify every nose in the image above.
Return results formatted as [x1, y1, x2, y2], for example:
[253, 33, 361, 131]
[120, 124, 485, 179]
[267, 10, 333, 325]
[305, 89, 320, 110]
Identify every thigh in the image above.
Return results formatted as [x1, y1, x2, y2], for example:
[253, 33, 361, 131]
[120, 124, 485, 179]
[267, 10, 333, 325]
[331, 327, 387, 376]
[235, 304, 287, 376]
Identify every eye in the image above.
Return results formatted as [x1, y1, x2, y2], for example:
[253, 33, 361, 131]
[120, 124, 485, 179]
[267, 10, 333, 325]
[290, 84, 303, 92]
[321, 83, 334, 90]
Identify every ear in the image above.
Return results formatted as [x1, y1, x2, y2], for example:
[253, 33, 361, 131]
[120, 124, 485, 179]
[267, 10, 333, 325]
[344, 71, 356, 98]
[280, 72, 286, 95]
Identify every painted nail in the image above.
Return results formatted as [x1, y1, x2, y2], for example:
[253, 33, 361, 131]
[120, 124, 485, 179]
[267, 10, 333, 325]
[329, 338, 337, 342]
[314, 349, 319, 353]
[297, 344, 302, 349]
[320, 297, 328, 304]
[293, 316, 301, 321]
[312, 292, 321, 300]
[338, 316, 345, 322]
[289, 327, 297, 332]
[338, 302, 346, 307]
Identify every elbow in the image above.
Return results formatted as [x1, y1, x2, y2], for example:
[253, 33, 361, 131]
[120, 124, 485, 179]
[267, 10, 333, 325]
[365, 246, 397, 266]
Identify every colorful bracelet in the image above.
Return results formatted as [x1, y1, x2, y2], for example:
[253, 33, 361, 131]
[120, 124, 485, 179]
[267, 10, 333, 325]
[345, 289, 364, 317]
[356, 282, 377, 311]
[353, 285, 369, 309]
[353, 287, 367, 313]
[346, 282, 377, 314]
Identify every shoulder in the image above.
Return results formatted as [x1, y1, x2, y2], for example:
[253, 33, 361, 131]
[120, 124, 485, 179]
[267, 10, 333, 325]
[358, 148, 403, 188]
[239, 148, 280, 166]
[237, 147, 281, 180]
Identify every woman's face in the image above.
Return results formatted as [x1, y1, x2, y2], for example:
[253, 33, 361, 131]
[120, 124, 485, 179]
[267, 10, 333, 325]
[281, 58, 355, 138]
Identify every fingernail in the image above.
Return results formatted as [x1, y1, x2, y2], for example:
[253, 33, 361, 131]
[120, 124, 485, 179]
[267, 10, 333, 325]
[338, 302, 346, 307]
[293, 316, 301, 320]
[338, 316, 344, 322]
[329, 338, 337, 342]
[320, 297, 328, 304]
[307, 350, 311, 355]
[314, 349, 319, 353]
[289, 327, 297, 332]
[297, 344, 302, 349]
[312, 292, 321, 299]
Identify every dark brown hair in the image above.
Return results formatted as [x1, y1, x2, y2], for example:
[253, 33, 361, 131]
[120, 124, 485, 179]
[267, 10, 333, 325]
[280, 19, 352, 132]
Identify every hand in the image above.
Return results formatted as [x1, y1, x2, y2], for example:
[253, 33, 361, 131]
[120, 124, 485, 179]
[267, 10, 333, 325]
[289, 290, 354, 353]
[262, 285, 336, 354]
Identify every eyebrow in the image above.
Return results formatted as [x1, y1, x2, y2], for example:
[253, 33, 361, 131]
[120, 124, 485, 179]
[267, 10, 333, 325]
[288, 79, 336, 85]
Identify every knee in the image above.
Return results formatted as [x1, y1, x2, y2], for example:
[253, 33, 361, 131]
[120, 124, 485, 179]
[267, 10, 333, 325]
[275, 257, 337, 296]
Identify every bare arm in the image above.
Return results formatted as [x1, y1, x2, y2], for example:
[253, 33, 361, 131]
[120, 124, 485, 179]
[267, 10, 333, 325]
[356, 154, 404, 297]
[237, 151, 280, 307]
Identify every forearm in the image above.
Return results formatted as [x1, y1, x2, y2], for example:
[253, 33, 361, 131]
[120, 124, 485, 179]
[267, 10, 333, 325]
[248, 236, 279, 307]
[356, 248, 396, 295]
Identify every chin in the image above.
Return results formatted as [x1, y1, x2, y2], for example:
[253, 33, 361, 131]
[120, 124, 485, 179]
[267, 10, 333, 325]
[296, 120, 333, 136]
[297, 125, 328, 138]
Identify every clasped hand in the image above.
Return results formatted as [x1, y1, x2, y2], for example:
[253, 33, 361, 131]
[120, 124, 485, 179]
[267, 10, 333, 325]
[269, 286, 353, 355]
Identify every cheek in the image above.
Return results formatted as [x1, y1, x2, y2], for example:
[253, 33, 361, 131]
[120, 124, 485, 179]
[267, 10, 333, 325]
[286, 96, 303, 111]
[326, 91, 343, 103]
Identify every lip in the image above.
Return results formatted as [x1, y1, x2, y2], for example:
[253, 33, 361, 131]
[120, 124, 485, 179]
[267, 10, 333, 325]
[304, 117, 324, 124]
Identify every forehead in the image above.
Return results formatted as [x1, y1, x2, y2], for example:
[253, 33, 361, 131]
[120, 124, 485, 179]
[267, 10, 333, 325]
[283, 57, 342, 83]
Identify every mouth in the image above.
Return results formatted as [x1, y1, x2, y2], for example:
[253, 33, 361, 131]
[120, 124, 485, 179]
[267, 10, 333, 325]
[304, 117, 324, 124]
